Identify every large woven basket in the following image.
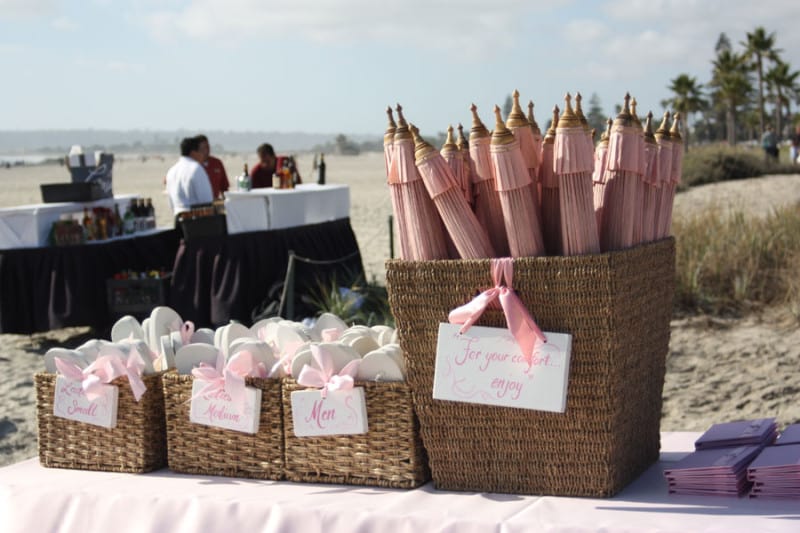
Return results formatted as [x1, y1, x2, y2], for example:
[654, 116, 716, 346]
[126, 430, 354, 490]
[282, 378, 429, 488]
[35, 372, 167, 473]
[162, 372, 284, 479]
[385, 238, 675, 497]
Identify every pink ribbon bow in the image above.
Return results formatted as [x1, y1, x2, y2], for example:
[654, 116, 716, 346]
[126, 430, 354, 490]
[55, 351, 147, 402]
[448, 258, 546, 368]
[296, 345, 360, 398]
[191, 351, 247, 411]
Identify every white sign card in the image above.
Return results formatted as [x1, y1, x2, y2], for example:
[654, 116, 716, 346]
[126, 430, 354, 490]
[189, 380, 262, 434]
[433, 323, 572, 413]
[53, 376, 119, 429]
[290, 387, 369, 437]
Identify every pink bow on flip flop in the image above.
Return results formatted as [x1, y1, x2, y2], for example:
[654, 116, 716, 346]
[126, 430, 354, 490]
[296, 344, 360, 399]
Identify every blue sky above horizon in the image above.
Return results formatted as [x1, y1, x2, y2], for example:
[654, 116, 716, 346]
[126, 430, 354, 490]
[2, 0, 800, 136]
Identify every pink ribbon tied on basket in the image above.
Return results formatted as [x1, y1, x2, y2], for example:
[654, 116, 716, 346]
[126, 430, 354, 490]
[296, 344, 360, 399]
[448, 257, 546, 369]
[190, 351, 247, 411]
[54, 352, 147, 402]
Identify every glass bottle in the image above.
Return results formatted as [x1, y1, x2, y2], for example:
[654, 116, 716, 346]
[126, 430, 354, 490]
[317, 153, 326, 185]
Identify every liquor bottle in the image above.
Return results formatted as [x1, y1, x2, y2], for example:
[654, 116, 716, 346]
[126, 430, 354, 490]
[123, 203, 135, 234]
[145, 198, 156, 229]
[113, 203, 123, 237]
[238, 163, 251, 191]
[317, 153, 326, 185]
[82, 207, 94, 241]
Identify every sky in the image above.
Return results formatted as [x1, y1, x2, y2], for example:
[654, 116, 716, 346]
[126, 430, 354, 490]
[2, 0, 800, 136]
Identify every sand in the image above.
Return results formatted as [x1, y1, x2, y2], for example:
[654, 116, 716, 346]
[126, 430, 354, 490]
[1, 154, 799, 467]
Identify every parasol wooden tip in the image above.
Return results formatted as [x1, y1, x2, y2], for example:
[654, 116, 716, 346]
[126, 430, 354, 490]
[670, 112, 683, 141]
[469, 104, 490, 139]
[395, 103, 406, 125]
[622, 92, 631, 112]
[644, 111, 656, 142]
[385, 106, 396, 128]
[656, 111, 671, 137]
[493, 104, 504, 125]
[456, 123, 469, 150]
[442, 125, 457, 151]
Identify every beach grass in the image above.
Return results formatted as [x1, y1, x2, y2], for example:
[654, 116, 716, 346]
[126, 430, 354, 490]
[673, 202, 800, 316]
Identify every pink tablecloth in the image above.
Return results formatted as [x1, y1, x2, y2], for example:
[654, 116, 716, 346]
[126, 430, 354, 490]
[0, 432, 797, 533]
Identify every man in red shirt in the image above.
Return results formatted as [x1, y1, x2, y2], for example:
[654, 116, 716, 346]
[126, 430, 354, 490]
[250, 143, 276, 188]
[197, 134, 229, 198]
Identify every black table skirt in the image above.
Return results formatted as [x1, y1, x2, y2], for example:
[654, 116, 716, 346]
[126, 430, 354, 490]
[169, 218, 364, 328]
[0, 230, 180, 334]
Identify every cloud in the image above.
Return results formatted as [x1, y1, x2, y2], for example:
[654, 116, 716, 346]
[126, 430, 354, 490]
[0, 0, 56, 17]
[144, 0, 538, 55]
[51, 16, 78, 31]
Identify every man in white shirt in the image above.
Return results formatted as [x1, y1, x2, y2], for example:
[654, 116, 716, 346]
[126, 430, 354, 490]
[165, 136, 214, 215]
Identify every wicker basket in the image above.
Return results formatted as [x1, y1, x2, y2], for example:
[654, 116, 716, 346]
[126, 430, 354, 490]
[385, 238, 675, 497]
[282, 378, 430, 488]
[35, 372, 167, 473]
[162, 372, 284, 479]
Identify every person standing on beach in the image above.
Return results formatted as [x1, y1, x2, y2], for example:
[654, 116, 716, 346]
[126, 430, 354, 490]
[196, 134, 229, 198]
[761, 125, 779, 162]
[165, 136, 214, 215]
[250, 143, 277, 188]
[790, 125, 800, 165]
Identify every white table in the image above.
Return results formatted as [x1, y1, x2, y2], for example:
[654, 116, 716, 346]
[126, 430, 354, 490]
[224, 183, 349, 234]
[0, 194, 138, 249]
[0, 432, 797, 533]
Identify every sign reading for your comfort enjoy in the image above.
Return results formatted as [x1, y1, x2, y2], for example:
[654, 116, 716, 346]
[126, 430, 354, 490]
[433, 323, 572, 412]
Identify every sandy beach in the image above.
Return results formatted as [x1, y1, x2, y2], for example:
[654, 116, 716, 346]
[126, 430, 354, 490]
[1, 153, 799, 467]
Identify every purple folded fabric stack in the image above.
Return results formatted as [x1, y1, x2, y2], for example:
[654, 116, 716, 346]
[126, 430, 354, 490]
[664, 445, 762, 496]
[663, 419, 779, 497]
[694, 418, 778, 450]
[747, 424, 800, 499]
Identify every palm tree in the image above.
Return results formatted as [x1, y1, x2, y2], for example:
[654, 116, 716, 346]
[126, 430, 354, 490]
[664, 74, 707, 152]
[709, 50, 753, 145]
[765, 60, 800, 138]
[741, 27, 781, 136]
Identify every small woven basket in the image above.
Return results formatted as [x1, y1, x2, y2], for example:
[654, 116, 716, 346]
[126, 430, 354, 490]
[385, 238, 675, 497]
[35, 372, 167, 473]
[282, 378, 430, 488]
[162, 372, 284, 479]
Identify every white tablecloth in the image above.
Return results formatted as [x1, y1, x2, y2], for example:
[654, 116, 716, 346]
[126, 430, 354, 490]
[1, 432, 797, 533]
[224, 184, 350, 233]
[0, 194, 138, 249]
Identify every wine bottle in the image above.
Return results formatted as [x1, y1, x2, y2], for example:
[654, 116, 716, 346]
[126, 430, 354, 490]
[82, 207, 94, 241]
[123, 203, 135, 234]
[145, 198, 155, 229]
[113, 203, 123, 237]
[317, 153, 326, 185]
[239, 163, 251, 191]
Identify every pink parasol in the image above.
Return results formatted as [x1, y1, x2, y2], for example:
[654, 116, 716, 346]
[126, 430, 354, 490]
[661, 113, 684, 237]
[574, 93, 596, 160]
[539, 105, 562, 255]
[592, 118, 613, 230]
[554, 93, 600, 255]
[506, 90, 541, 213]
[628, 98, 647, 245]
[456, 124, 474, 207]
[640, 112, 660, 244]
[600, 93, 644, 251]
[468, 104, 510, 257]
[526, 101, 544, 205]
[653, 112, 674, 239]
[384, 106, 412, 260]
[410, 124, 495, 259]
[441, 125, 472, 206]
[490, 105, 546, 258]
[391, 104, 449, 260]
